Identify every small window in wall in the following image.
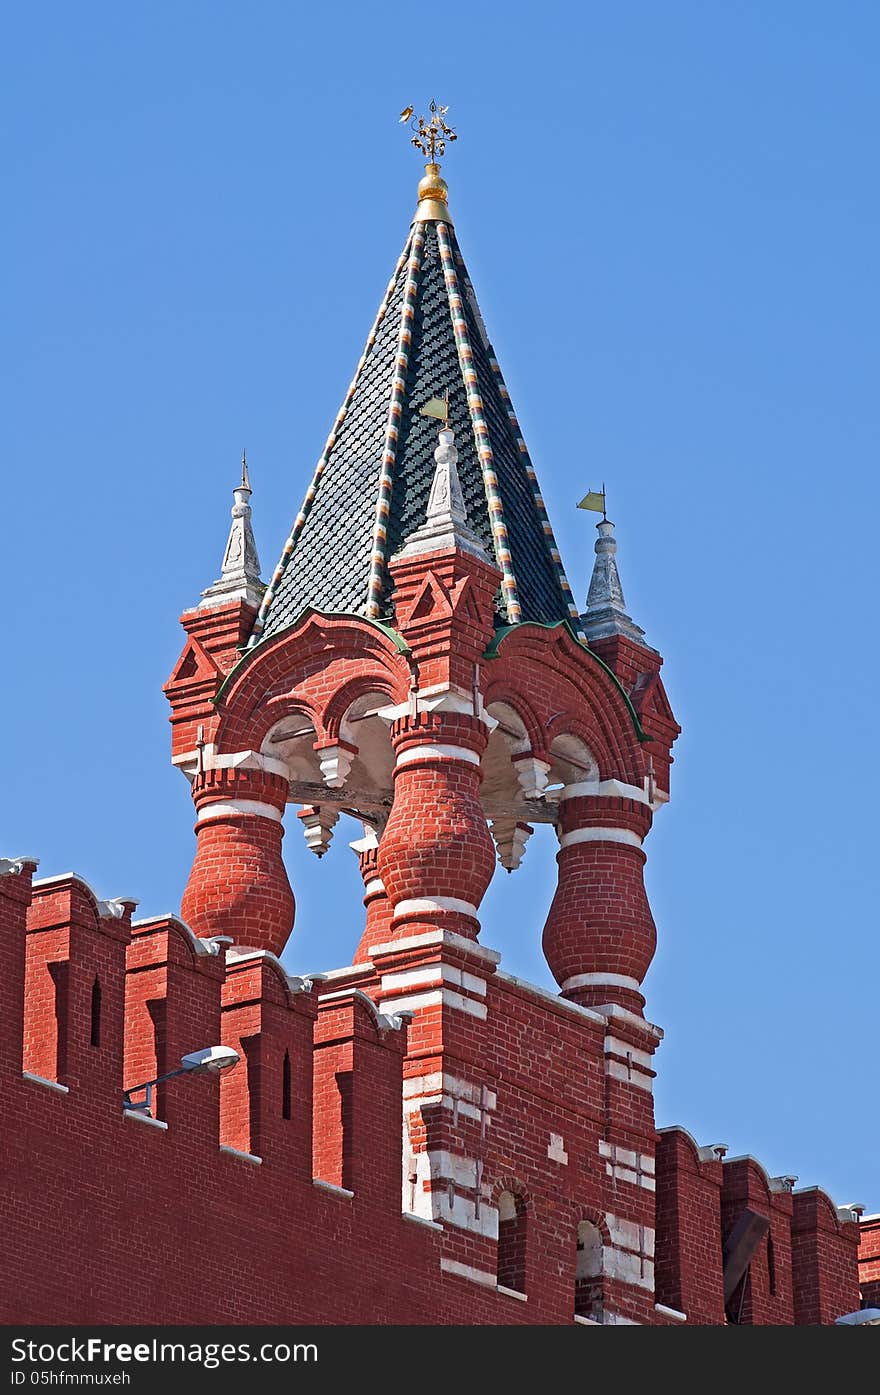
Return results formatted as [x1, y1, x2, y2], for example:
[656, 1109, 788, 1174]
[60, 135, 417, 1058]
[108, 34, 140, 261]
[89, 976, 102, 1048]
[767, 1230, 777, 1296]
[282, 1050, 291, 1120]
[575, 1220, 604, 1320]
[497, 1190, 527, 1294]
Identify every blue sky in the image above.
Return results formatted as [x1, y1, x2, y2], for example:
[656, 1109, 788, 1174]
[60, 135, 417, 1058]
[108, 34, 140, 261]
[4, 3, 878, 1208]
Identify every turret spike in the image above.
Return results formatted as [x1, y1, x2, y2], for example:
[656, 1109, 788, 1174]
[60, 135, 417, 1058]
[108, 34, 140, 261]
[397, 426, 491, 563]
[198, 452, 265, 610]
[581, 518, 648, 646]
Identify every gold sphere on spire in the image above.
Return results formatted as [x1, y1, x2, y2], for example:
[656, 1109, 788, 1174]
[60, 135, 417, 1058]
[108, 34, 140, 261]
[414, 162, 451, 223]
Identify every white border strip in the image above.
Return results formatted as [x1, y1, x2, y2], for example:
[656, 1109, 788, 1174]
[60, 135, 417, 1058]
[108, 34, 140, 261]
[196, 799, 283, 823]
[22, 1071, 69, 1095]
[440, 1258, 496, 1289]
[395, 896, 478, 918]
[559, 778, 650, 805]
[562, 972, 640, 993]
[559, 827, 642, 849]
[395, 744, 481, 768]
[220, 1145, 263, 1166]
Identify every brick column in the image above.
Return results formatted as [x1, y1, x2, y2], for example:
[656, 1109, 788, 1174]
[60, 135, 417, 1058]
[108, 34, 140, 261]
[376, 702, 495, 944]
[543, 791, 654, 1015]
[350, 827, 393, 963]
[181, 765, 294, 955]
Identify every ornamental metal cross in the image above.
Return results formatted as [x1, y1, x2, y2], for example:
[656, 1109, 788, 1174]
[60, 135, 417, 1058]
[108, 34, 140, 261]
[400, 100, 458, 161]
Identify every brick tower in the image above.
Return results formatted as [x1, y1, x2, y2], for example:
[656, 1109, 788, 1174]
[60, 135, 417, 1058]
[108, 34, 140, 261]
[164, 121, 683, 1321]
[2, 111, 865, 1329]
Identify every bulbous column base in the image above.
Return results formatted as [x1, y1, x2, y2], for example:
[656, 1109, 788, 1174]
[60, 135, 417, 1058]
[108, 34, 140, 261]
[181, 766, 295, 956]
[377, 711, 495, 945]
[542, 795, 655, 1016]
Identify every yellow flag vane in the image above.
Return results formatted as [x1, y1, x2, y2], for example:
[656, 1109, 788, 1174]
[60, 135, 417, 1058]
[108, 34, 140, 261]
[419, 391, 449, 425]
[577, 483, 607, 519]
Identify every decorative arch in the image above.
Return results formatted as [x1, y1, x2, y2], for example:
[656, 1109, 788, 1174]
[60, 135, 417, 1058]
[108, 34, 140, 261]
[322, 678, 398, 744]
[492, 1176, 531, 1295]
[484, 624, 649, 783]
[574, 1209, 609, 1321]
[483, 686, 547, 760]
[547, 729, 600, 787]
[215, 611, 411, 754]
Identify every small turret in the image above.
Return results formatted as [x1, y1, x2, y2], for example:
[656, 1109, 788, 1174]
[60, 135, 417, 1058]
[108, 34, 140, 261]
[199, 451, 265, 610]
[581, 518, 648, 646]
[397, 426, 490, 563]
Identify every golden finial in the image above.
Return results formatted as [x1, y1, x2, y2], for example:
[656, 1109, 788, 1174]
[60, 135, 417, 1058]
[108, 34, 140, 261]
[401, 100, 457, 224]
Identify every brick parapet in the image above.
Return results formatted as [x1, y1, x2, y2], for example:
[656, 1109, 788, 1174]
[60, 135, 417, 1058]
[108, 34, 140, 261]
[790, 1188, 861, 1324]
[0, 856, 864, 1324]
[654, 1128, 726, 1324]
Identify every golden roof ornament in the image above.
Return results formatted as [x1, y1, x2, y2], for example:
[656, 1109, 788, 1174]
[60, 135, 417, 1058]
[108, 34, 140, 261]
[400, 100, 457, 224]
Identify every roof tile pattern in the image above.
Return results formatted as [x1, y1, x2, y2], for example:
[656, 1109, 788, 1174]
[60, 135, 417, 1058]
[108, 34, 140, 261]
[255, 216, 578, 642]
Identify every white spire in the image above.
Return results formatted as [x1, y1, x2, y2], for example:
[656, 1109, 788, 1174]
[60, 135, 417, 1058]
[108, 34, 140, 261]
[199, 450, 265, 609]
[397, 427, 491, 562]
[581, 518, 649, 645]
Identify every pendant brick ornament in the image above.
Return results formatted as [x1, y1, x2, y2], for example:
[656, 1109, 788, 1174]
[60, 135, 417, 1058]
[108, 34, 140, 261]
[490, 818, 533, 872]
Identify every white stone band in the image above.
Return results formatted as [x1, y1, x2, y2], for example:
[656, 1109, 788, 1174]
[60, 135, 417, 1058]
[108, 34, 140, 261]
[364, 878, 385, 897]
[196, 799, 283, 824]
[395, 896, 479, 918]
[378, 690, 497, 732]
[559, 826, 642, 849]
[562, 972, 641, 993]
[558, 778, 650, 804]
[395, 743, 481, 768]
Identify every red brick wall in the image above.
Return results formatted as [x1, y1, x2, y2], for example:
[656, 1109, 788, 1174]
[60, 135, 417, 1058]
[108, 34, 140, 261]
[654, 1128, 725, 1324]
[0, 864, 862, 1325]
[859, 1215, 880, 1308]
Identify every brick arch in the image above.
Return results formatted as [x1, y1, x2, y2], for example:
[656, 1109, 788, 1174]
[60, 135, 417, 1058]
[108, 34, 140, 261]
[546, 711, 615, 782]
[491, 1175, 532, 1211]
[210, 695, 325, 772]
[573, 1207, 609, 1321]
[485, 633, 646, 786]
[572, 1205, 611, 1246]
[493, 1175, 531, 1295]
[215, 612, 411, 751]
[322, 677, 398, 744]
[256, 703, 321, 751]
[483, 686, 547, 760]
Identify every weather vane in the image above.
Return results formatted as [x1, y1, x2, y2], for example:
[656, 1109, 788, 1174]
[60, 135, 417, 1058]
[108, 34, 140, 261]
[399, 100, 458, 162]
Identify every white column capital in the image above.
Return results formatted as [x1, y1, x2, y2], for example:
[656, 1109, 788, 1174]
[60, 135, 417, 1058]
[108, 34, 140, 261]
[317, 743, 356, 790]
[377, 686, 498, 732]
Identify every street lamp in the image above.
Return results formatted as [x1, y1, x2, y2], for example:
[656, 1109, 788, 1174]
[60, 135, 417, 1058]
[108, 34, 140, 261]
[835, 1309, 880, 1326]
[123, 1045, 240, 1113]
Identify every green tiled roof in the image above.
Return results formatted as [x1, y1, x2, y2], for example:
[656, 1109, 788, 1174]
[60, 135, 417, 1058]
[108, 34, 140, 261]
[250, 211, 581, 646]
